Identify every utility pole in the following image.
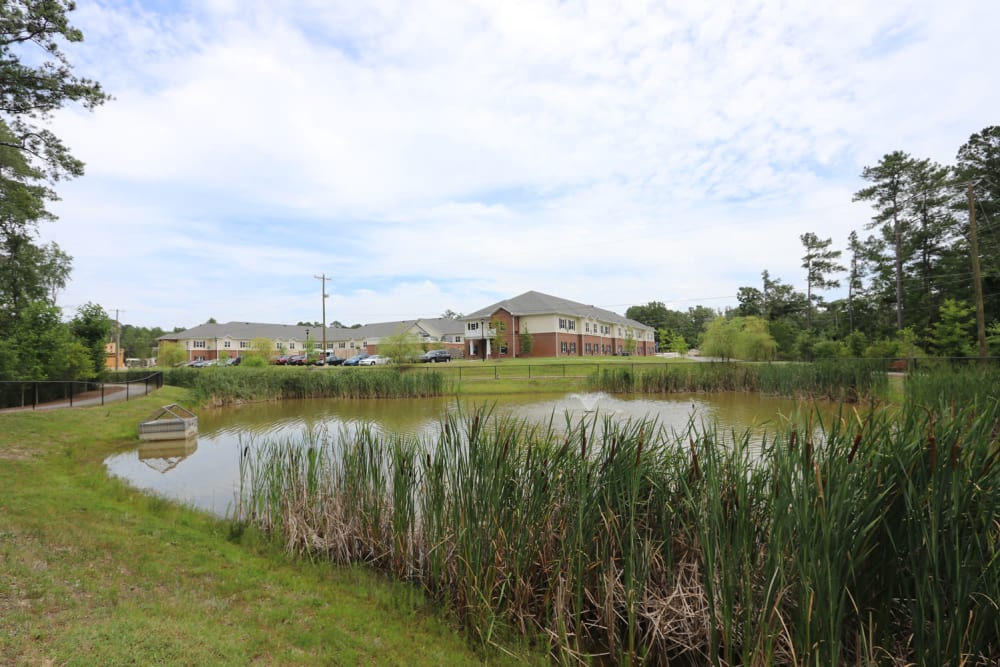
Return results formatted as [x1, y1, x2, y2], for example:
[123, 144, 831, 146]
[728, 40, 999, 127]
[314, 273, 329, 355]
[968, 184, 988, 361]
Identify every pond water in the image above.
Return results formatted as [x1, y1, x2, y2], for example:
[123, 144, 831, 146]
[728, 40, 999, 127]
[105, 391, 822, 517]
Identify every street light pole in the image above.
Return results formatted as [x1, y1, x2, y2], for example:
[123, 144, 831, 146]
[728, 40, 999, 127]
[315, 273, 329, 355]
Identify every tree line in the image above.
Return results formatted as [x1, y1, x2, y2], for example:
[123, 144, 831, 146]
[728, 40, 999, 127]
[628, 126, 1000, 361]
[0, 1, 112, 380]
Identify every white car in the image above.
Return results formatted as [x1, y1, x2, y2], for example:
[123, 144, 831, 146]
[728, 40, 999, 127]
[357, 355, 391, 366]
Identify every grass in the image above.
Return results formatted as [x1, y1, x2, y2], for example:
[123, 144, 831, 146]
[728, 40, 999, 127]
[588, 359, 889, 402]
[164, 366, 447, 405]
[0, 387, 540, 666]
[236, 387, 1000, 665]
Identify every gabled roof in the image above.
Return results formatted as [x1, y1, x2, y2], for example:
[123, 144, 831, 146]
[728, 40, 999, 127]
[158, 321, 355, 342]
[464, 290, 653, 331]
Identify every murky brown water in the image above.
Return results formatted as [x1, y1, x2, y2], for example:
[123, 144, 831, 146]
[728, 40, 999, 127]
[106, 391, 827, 516]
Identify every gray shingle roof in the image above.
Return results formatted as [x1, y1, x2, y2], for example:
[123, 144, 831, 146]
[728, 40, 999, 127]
[463, 291, 653, 330]
[159, 318, 467, 343]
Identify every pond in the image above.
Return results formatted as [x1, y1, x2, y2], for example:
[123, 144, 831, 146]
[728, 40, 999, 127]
[106, 391, 823, 517]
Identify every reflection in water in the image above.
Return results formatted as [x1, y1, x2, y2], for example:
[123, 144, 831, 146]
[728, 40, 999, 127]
[137, 437, 198, 473]
[106, 391, 824, 517]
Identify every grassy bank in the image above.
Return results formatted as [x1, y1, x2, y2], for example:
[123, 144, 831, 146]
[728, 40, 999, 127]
[238, 398, 999, 665]
[0, 388, 536, 665]
[588, 359, 889, 402]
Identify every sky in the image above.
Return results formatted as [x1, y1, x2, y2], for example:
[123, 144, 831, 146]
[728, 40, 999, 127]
[36, 0, 999, 330]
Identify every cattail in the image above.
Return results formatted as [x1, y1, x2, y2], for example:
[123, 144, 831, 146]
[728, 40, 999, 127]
[928, 417, 937, 472]
[689, 437, 701, 482]
[848, 434, 862, 463]
[789, 427, 797, 451]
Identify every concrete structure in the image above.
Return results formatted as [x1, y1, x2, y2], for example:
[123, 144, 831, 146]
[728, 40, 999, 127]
[461, 290, 656, 360]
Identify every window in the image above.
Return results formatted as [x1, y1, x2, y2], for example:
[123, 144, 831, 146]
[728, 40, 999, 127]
[339, 342, 346, 348]
[561, 341, 568, 353]
[499, 343, 508, 354]
[569, 343, 576, 353]
[455, 336, 462, 343]
[585, 343, 591, 353]
[240, 341, 250, 349]
[276, 342, 284, 350]
[568, 320, 576, 331]
[224, 340, 231, 348]
[290, 343, 296, 350]
[468, 322, 479, 331]
[193, 340, 206, 348]
[585, 323, 590, 333]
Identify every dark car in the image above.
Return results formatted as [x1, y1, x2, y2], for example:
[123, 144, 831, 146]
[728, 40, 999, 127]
[272, 354, 291, 365]
[227, 356, 242, 366]
[326, 354, 345, 366]
[287, 354, 307, 366]
[420, 349, 452, 363]
[342, 353, 370, 366]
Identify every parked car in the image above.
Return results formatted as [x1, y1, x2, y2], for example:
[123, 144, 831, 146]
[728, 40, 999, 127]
[342, 353, 370, 366]
[419, 349, 452, 363]
[272, 354, 291, 365]
[326, 354, 345, 366]
[227, 356, 242, 366]
[358, 355, 391, 366]
[287, 354, 307, 366]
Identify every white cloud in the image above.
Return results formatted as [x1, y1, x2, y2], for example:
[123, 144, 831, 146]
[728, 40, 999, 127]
[36, 0, 1000, 328]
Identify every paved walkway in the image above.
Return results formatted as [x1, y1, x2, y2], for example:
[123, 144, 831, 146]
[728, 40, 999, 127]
[0, 382, 155, 414]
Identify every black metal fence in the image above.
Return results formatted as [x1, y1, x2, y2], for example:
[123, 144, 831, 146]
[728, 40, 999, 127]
[0, 372, 163, 411]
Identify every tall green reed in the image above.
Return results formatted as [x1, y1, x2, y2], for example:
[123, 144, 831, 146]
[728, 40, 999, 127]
[235, 397, 999, 665]
[165, 366, 446, 404]
[589, 359, 888, 402]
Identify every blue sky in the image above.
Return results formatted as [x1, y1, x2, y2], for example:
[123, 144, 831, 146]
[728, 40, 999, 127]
[39, 0, 999, 329]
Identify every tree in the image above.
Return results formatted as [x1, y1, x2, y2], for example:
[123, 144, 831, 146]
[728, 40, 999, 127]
[700, 316, 776, 361]
[0, 1, 110, 181]
[800, 232, 844, 330]
[441, 309, 463, 319]
[623, 331, 637, 355]
[854, 151, 918, 331]
[700, 317, 739, 361]
[519, 326, 533, 355]
[69, 302, 111, 374]
[157, 342, 186, 368]
[119, 324, 165, 361]
[491, 318, 506, 356]
[927, 299, 975, 358]
[249, 336, 273, 360]
[845, 231, 868, 333]
[736, 287, 764, 317]
[955, 126, 1000, 326]
[667, 331, 688, 355]
[379, 329, 423, 363]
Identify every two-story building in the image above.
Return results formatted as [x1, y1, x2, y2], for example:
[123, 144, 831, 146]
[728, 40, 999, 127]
[461, 291, 656, 360]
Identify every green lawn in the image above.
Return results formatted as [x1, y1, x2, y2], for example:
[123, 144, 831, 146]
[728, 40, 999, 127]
[0, 387, 540, 666]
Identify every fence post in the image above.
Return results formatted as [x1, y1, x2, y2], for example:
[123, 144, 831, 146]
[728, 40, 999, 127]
[34, 382, 38, 410]
[69, 382, 74, 407]
[101, 383, 105, 406]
